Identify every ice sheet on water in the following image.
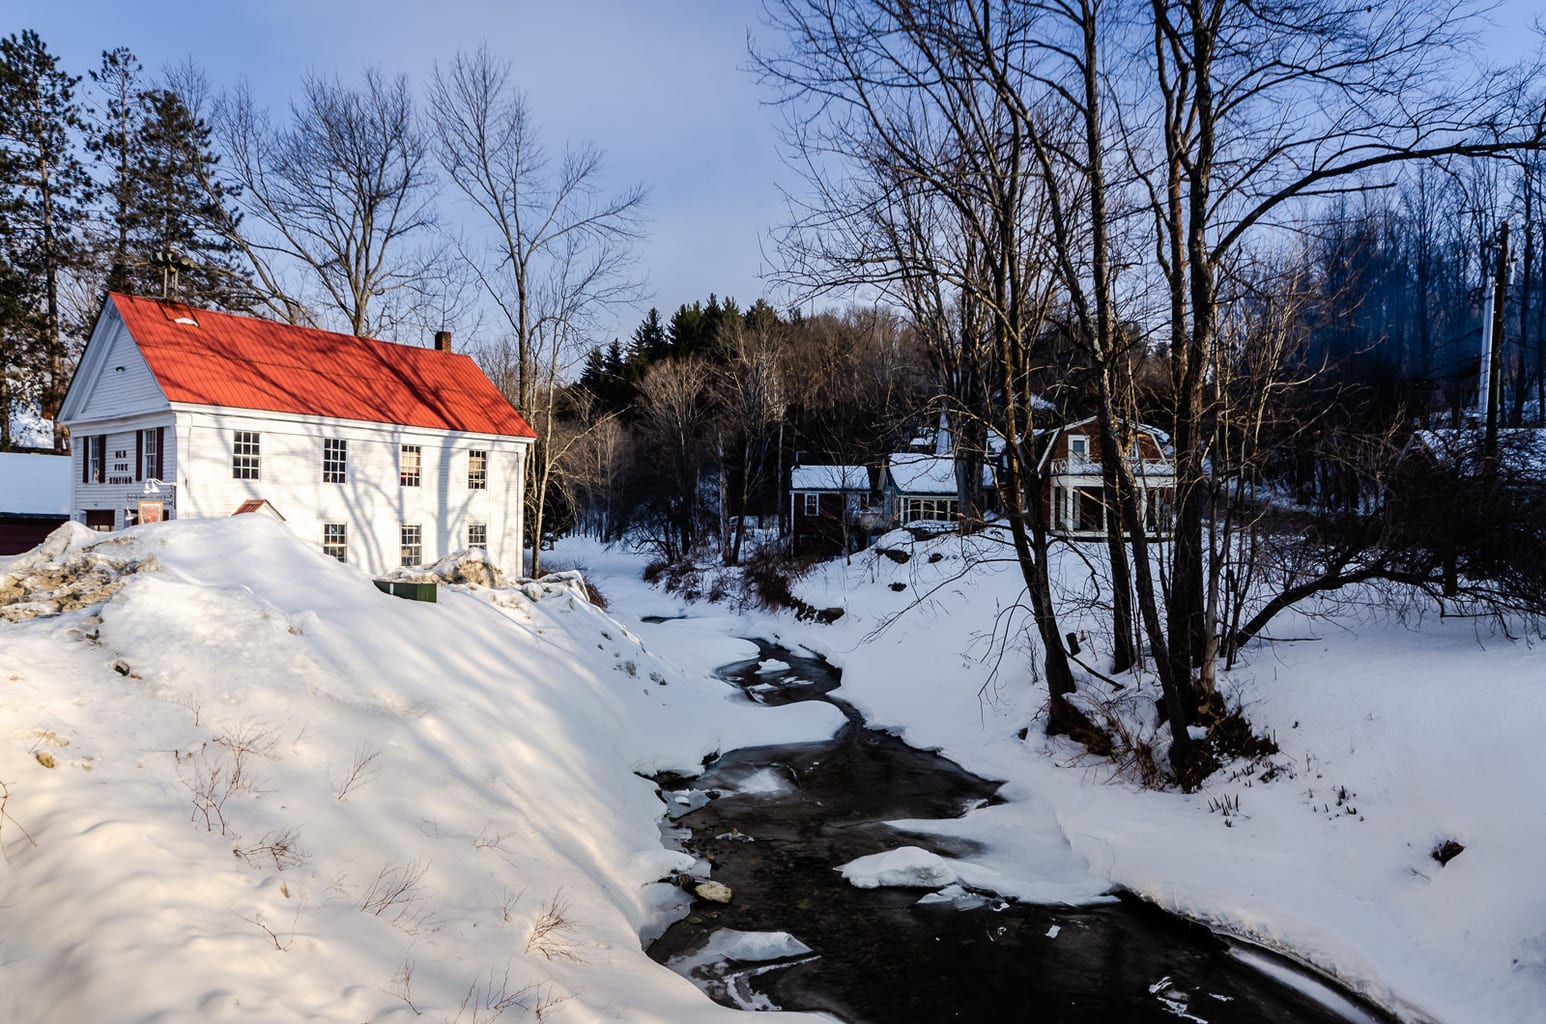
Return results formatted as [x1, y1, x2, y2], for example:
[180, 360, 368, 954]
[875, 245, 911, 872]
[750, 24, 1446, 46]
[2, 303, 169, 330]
[665, 928, 820, 1012]
[915, 883, 990, 909]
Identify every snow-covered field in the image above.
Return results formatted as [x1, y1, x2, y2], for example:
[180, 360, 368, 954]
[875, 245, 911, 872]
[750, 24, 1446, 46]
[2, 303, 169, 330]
[2, 517, 1542, 1022]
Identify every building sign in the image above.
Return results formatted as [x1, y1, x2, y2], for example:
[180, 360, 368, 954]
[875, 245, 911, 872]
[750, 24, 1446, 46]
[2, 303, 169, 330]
[137, 501, 164, 524]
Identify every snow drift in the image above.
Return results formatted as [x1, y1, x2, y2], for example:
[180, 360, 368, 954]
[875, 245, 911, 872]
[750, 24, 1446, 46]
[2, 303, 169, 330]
[0, 518, 842, 1023]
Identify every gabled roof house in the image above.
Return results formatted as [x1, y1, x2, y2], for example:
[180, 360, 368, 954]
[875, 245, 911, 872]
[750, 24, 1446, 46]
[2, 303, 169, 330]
[789, 463, 873, 557]
[1037, 416, 1174, 539]
[58, 293, 537, 576]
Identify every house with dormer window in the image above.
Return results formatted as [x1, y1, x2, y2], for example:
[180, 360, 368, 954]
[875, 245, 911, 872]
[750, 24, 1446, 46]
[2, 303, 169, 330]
[57, 293, 537, 576]
[1037, 416, 1174, 539]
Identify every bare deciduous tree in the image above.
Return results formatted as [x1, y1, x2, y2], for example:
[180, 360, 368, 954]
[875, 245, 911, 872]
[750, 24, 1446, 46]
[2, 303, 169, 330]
[429, 46, 647, 576]
[215, 68, 437, 335]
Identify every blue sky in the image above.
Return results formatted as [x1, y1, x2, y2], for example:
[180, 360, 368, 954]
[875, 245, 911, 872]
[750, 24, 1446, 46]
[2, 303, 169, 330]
[17, 0, 1546, 347]
[24, 0, 791, 344]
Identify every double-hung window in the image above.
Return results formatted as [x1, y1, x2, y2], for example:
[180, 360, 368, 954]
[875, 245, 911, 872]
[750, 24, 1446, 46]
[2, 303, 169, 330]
[322, 523, 348, 562]
[467, 522, 487, 549]
[467, 449, 487, 490]
[232, 431, 261, 480]
[140, 428, 161, 480]
[86, 435, 105, 483]
[323, 438, 348, 483]
[803, 493, 820, 517]
[400, 523, 422, 566]
[400, 444, 422, 487]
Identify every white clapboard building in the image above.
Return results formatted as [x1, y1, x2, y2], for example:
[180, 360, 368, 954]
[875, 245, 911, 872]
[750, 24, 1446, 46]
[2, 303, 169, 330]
[58, 293, 537, 577]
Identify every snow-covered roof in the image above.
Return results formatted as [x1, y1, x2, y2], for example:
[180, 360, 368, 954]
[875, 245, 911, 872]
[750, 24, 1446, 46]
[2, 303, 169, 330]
[791, 465, 869, 491]
[0, 452, 72, 515]
[887, 453, 964, 495]
[1409, 428, 1546, 476]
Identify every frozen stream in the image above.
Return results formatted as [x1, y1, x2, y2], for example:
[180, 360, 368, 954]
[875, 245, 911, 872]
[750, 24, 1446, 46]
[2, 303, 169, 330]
[647, 640, 1391, 1024]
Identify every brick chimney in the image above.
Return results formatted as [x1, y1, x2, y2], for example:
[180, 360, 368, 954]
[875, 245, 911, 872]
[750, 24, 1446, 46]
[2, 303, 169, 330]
[434, 330, 452, 352]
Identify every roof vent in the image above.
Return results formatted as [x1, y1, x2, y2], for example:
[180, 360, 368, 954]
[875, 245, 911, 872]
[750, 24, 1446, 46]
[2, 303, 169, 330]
[156, 301, 199, 327]
[434, 330, 452, 352]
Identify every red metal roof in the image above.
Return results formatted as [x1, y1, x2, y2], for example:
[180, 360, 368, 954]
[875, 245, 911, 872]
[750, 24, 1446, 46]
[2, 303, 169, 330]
[111, 293, 536, 438]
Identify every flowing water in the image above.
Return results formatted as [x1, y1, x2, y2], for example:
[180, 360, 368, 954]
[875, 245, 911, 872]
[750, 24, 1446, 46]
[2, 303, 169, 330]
[646, 640, 1391, 1024]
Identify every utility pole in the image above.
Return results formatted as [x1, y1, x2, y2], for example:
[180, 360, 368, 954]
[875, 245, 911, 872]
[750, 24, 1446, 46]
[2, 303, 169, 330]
[1483, 221, 1510, 490]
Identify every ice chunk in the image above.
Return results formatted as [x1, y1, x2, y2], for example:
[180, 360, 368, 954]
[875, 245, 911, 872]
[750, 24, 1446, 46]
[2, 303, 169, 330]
[840, 846, 959, 889]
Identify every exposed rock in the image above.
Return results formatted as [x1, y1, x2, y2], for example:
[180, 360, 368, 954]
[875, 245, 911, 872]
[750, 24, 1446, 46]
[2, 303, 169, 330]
[694, 880, 734, 904]
[792, 601, 845, 624]
[878, 547, 910, 564]
[1433, 839, 1465, 866]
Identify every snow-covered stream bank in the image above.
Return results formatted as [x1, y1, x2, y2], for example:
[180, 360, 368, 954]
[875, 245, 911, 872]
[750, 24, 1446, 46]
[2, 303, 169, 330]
[566, 531, 1546, 1024]
[648, 638, 1389, 1022]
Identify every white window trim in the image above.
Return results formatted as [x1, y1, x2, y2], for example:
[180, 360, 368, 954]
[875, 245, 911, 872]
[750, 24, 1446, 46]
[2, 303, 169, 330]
[400, 444, 422, 488]
[401, 523, 423, 566]
[323, 522, 348, 562]
[233, 431, 261, 480]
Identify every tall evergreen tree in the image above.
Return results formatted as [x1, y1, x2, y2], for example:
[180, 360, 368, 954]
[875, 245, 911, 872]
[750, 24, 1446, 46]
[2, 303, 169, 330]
[88, 46, 143, 295]
[0, 30, 92, 449]
[630, 307, 669, 363]
[129, 87, 250, 308]
[88, 51, 250, 310]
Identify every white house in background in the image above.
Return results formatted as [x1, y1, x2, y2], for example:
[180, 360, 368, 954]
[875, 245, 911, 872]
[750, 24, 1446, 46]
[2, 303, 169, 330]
[1036, 416, 1175, 539]
[57, 293, 537, 577]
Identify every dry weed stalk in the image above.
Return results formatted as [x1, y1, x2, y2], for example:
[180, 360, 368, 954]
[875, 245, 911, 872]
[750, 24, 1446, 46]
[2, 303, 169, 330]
[0, 779, 38, 859]
[525, 889, 585, 962]
[236, 827, 307, 871]
[452, 960, 538, 1023]
[335, 744, 382, 800]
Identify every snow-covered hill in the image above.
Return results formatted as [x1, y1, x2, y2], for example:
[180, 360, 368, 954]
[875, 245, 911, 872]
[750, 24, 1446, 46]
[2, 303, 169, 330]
[0, 519, 841, 1023]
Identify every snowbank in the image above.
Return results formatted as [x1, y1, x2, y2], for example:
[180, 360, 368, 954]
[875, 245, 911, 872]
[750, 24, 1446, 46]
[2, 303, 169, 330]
[0, 518, 843, 1023]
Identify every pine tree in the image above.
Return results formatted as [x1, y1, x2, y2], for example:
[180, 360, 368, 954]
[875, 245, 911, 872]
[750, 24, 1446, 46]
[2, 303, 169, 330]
[578, 345, 607, 392]
[667, 301, 706, 357]
[86, 54, 251, 311]
[130, 87, 250, 308]
[630, 307, 669, 363]
[0, 30, 92, 448]
[88, 46, 144, 294]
